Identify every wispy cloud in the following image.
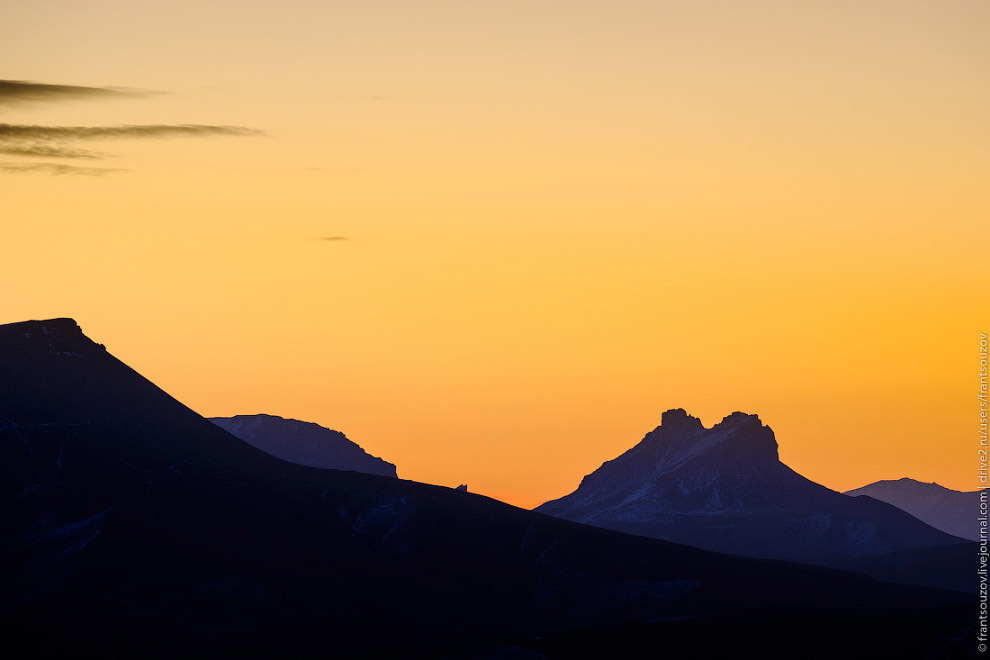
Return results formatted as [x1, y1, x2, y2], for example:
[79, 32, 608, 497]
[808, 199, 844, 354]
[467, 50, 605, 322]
[0, 79, 155, 105]
[0, 144, 109, 159]
[0, 123, 262, 141]
[315, 236, 350, 242]
[0, 78, 262, 175]
[0, 162, 126, 176]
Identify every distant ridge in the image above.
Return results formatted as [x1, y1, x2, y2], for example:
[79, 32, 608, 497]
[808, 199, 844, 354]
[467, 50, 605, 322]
[210, 414, 397, 478]
[846, 478, 982, 541]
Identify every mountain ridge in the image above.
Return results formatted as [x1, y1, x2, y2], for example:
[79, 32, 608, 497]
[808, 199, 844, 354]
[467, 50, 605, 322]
[210, 413, 397, 478]
[846, 477, 983, 541]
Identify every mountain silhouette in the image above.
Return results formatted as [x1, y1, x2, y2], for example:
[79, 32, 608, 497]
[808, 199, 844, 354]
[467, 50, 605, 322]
[846, 478, 983, 542]
[210, 414, 397, 478]
[536, 409, 966, 567]
[0, 322, 974, 657]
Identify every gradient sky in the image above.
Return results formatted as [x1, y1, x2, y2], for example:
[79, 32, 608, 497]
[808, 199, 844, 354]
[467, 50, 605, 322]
[2, 1, 987, 507]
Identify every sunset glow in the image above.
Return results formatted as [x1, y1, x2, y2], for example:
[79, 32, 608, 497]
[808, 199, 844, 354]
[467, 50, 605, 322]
[3, 0, 987, 507]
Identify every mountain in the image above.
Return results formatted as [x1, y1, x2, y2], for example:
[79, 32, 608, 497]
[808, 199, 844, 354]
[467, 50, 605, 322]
[210, 414, 397, 478]
[845, 478, 982, 542]
[846, 477, 980, 541]
[0, 321, 974, 658]
[536, 409, 967, 568]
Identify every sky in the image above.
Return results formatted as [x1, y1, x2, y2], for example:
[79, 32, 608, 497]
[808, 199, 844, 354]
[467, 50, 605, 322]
[2, 0, 987, 508]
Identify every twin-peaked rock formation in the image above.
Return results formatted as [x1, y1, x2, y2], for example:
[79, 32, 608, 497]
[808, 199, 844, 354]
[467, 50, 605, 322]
[537, 409, 964, 565]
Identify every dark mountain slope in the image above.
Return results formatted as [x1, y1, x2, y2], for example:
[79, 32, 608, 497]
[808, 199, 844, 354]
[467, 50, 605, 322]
[827, 541, 978, 594]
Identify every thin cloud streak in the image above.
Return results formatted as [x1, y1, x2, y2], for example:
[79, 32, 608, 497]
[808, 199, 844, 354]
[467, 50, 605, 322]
[0, 144, 109, 159]
[0, 79, 156, 105]
[0, 162, 126, 176]
[0, 123, 263, 141]
[315, 236, 350, 241]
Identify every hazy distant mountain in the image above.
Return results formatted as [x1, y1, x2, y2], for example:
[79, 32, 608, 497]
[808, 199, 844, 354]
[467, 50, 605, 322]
[537, 409, 966, 567]
[0, 320, 973, 658]
[210, 414, 397, 478]
[845, 478, 982, 541]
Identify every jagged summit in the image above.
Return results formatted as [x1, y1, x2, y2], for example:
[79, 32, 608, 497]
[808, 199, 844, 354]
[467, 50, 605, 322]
[658, 408, 765, 428]
[718, 410, 765, 428]
[658, 408, 765, 432]
[658, 408, 705, 430]
[633, 408, 779, 471]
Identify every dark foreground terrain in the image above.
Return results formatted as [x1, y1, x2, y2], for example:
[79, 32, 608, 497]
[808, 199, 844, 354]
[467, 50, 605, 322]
[0, 319, 977, 658]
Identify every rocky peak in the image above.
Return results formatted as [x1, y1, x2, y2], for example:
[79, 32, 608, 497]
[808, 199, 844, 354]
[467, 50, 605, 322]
[659, 408, 706, 433]
[709, 411, 778, 462]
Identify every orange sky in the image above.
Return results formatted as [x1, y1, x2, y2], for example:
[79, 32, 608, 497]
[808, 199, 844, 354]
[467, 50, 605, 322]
[2, 1, 988, 507]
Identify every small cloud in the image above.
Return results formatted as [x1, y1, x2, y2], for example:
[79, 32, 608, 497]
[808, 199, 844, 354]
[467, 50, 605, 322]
[0, 79, 158, 106]
[0, 161, 127, 176]
[314, 236, 350, 242]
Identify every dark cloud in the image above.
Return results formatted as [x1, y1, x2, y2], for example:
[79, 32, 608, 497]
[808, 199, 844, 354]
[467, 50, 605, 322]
[0, 79, 155, 105]
[0, 162, 126, 176]
[0, 123, 263, 141]
[0, 144, 108, 159]
[315, 236, 350, 241]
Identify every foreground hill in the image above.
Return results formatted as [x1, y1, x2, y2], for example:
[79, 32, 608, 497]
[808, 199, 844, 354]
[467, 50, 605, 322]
[0, 320, 973, 658]
[536, 410, 966, 569]
[210, 414, 397, 478]
[846, 478, 982, 542]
